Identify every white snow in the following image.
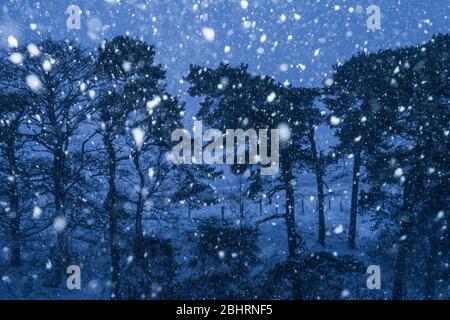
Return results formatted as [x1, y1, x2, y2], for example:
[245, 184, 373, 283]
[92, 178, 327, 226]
[324, 78, 334, 87]
[7, 35, 18, 48]
[279, 63, 289, 72]
[202, 27, 215, 42]
[333, 225, 344, 234]
[26, 74, 43, 92]
[32, 206, 43, 219]
[53, 216, 67, 232]
[9, 52, 24, 64]
[122, 61, 132, 72]
[314, 48, 320, 57]
[27, 43, 40, 57]
[146, 96, 161, 113]
[330, 115, 341, 126]
[394, 168, 403, 177]
[88, 90, 96, 99]
[132, 127, 145, 148]
[42, 60, 52, 72]
[266, 92, 276, 103]
[278, 123, 291, 142]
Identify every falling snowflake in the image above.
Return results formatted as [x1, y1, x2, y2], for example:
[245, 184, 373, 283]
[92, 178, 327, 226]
[26, 74, 43, 92]
[202, 27, 215, 42]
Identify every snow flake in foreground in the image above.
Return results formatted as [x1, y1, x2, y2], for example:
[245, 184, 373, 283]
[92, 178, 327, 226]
[330, 115, 341, 126]
[33, 206, 43, 219]
[218, 250, 225, 259]
[224, 45, 231, 53]
[27, 43, 40, 57]
[26, 74, 43, 92]
[435, 210, 444, 221]
[9, 52, 24, 64]
[132, 127, 145, 148]
[202, 27, 215, 42]
[46, 259, 52, 269]
[147, 96, 161, 111]
[53, 216, 67, 232]
[279, 63, 289, 72]
[7, 35, 18, 48]
[42, 60, 52, 72]
[341, 289, 350, 298]
[278, 123, 291, 142]
[240, 0, 248, 10]
[394, 168, 403, 177]
[314, 48, 320, 57]
[88, 279, 99, 291]
[324, 78, 334, 87]
[122, 61, 132, 72]
[266, 92, 276, 103]
[333, 225, 344, 234]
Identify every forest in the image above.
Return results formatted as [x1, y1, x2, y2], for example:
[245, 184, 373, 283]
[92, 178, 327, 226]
[0, 33, 448, 300]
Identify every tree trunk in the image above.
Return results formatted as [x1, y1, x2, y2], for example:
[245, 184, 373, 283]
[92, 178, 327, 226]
[132, 151, 145, 268]
[51, 142, 69, 286]
[239, 176, 244, 221]
[283, 163, 299, 258]
[392, 222, 409, 300]
[348, 149, 361, 249]
[104, 135, 121, 299]
[424, 232, 438, 299]
[392, 180, 414, 300]
[6, 138, 21, 267]
[308, 127, 325, 246]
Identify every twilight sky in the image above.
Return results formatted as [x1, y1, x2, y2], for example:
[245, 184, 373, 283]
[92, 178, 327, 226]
[0, 0, 448, 136]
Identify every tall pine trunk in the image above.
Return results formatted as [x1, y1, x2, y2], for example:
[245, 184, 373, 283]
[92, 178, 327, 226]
[283, 162, 298, 258]
[424, 233, 438, 299]
[105, 135, 121, 299]
[6, 138, 21, 267]
[392, 180, 414, 299]
[348, 149, 361, 249]
[132, 150, 145, 268]
[308, 127, 325, 246]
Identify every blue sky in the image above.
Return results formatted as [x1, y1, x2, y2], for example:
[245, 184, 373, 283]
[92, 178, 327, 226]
[0, 0, 448, 143]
